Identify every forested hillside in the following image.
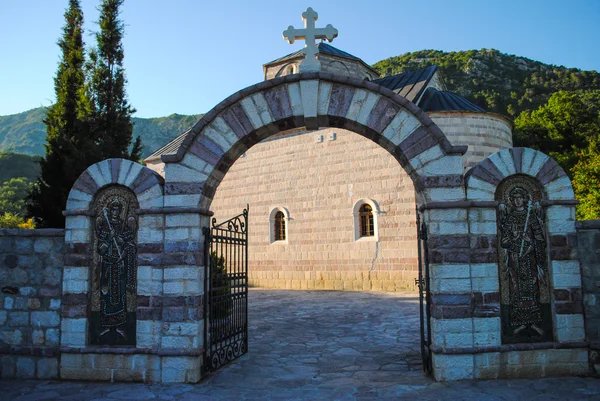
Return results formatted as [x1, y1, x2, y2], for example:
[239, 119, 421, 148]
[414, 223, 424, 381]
[372, 49, 600, 117]
[0, 108, 202, 158]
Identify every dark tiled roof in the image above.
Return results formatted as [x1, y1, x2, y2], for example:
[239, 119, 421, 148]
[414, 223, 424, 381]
[418, 88, 486, 112]
[145, 130, 190, 160]
[266, 42, 361, 65]
[372, 65, 438, 103]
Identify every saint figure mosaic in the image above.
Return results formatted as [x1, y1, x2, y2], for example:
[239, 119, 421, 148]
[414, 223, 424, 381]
[496, 176, 553, 344]
[90, 186, 139, 346]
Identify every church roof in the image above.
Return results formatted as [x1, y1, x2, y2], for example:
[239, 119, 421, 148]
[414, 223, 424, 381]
[418, 88, 486, 113]
[146, 130, 189, 160]
[372, 65, 438, 103]
[266, 42, 361, 65]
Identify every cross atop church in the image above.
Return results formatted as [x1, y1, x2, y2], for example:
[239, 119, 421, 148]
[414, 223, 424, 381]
[282, 7, 338, 72]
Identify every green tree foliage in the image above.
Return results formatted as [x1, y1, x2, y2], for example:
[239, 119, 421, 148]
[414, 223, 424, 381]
[514, 90, 600, 220]
[0, 178, 32, 216]
[87, 0, 141, 161]
[372, 49, 600, 117]
[0, 212, 35, 229]
[572, 145, 600, 220]
[28, 0, 96, 228]
[514, 90, 600, 175]
[0, 152, 40, 183]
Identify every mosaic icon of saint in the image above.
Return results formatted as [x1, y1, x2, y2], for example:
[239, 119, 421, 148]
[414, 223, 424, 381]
[95, 198, 137, 340]
[498, 186, 547, 336]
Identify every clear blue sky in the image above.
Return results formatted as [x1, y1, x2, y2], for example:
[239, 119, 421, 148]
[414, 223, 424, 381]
[1, 0, 599, 118]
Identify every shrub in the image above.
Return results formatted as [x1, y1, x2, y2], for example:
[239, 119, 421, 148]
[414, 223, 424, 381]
[0, 212, 35, 229]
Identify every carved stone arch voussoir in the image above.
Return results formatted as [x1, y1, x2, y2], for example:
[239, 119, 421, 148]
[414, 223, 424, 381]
[465, 148, 575, 202]
[67, 158, 165, 212]
[159, 73, 468, 209]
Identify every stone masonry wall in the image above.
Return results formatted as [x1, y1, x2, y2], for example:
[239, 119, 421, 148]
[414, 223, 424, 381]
[0, 229, 64, 380]
[577, 220, 600, 371]
[211, 127, 419, 291]
[429, 112, 512, 170]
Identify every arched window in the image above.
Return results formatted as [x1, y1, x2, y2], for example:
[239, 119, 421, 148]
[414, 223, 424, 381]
[274, 211, 286, 241]
[352, 199, 379, 241]
[359, 204, 374, 237]
[270, 207, 290, 244]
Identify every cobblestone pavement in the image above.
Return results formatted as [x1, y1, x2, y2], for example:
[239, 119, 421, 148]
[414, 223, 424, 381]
[1, 289, 599, 400]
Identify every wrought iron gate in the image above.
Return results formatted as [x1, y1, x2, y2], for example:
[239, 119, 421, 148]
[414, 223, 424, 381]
[416, 208, 433, 375]
[203, 206, 248, 372]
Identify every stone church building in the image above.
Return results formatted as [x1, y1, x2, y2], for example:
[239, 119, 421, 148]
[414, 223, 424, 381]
[146, 42, 513, 292]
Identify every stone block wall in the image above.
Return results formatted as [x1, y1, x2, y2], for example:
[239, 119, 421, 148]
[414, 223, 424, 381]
[577, 220, 600, 372]
[211, 127, 419, 291]
[0, 228, 64, 379]
[429, 112, 512, 170]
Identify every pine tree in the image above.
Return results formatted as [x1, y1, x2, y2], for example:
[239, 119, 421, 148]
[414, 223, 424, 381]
[87, 0, 141, 160]
[28, 0, 95, 228]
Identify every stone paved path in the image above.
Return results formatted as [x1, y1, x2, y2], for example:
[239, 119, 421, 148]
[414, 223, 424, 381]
[1, 289, 599, 400]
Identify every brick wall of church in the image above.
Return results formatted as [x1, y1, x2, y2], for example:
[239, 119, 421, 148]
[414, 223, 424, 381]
[429, 112, 513, 170]
[210, 127, 419, 291]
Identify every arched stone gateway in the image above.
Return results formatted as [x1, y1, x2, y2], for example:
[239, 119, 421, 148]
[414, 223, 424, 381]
[61, 75, 589, 383]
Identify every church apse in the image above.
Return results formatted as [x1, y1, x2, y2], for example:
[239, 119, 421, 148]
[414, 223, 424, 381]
[89, 186, 139, 346]
[496, 175, 553, 344]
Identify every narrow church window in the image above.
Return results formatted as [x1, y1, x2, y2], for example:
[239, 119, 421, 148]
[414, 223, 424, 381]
[274, 211, 286, 241]
[359, 204, 374, 237]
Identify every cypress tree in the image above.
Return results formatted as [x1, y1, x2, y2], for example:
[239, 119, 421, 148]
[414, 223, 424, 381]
[88, 0, 141, 161]
[28, 0, 95, 228]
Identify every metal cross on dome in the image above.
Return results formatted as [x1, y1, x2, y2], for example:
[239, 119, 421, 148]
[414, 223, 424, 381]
[282, 7, 338, 72]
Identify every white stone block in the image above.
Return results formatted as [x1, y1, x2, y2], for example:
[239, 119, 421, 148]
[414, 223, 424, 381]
[123, 162, 144, 188]
[468, 208, 496, 223]
[467, 177, 496, 201]
[164, 194, 201, 208]
[434, 278, 471, 293]
[425, 187, 465, 202]
[202, 128, 229, 156]
[60, 332, 86, 347]
[555, 314, 585, 342]
[211, 117, 239, 149]
[553, 273, 582, 288]
[65, 216, 91, 230]
[64, 267, 88, 280]
[240, 96, 263, 129]
[251, 93, 273, 126]
[408, 145, 443, 170]
[432, 318, 473, 334]
[166, 214, 201, 228]
[546, 176, 574, 200]
[497, 150, 517, 176]
[165, 163, 207, 184]
[163, 281, 184, 295]
[67, 188, 93, 203]
[473, 331, 501, 347]
[382, 109, 421, 146]
[429, 208, 467, 222]
[522, 149, 549, 177]
[469, 221, 497, 235]
[138, 279, 162, 296]
[417, 156, 463, 176]
[66, 198, 89, 210]
[287, 82, 303, 116]
[162, 336, 192, 349]
[137, 266, 153, 281]
[546, 205, 575, 222]
[163, 322, 200, 336]
[65, 228, 90, 244]
[473, 317, 500, 333]
[97, 160, 112, 185]
[62, 279, 88, 294]
[431, 264, 470, 279]
[164, 267, 199, 280]
[300, 80, 319, 118]
[471, 276, 499, 292]
[547, 218, 576, 234]
[180, 153, 209, 176]
[356, 93, 380, 125]
[137, 184, 163, 209]
[444, 332, 474, 348]
[432, 354, 474, 381]
[61, 318, 86, 334]
[551, 260, 581, 276]
[317, 82, 332, 116]
[117, 159, 134, 185]
[87, 163, 108, 188]
[345, 89, 368, 121]
[470, 263, 498, 278]
[138, 226, 164, 244]
[183, 279, 202, 295]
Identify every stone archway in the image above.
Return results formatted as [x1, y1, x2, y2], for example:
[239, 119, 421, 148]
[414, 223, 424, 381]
[152, 72, 468, 380]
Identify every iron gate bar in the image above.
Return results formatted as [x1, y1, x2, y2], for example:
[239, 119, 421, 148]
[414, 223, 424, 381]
[203, 206, 249, 372]
[416, 207, 433, 376]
